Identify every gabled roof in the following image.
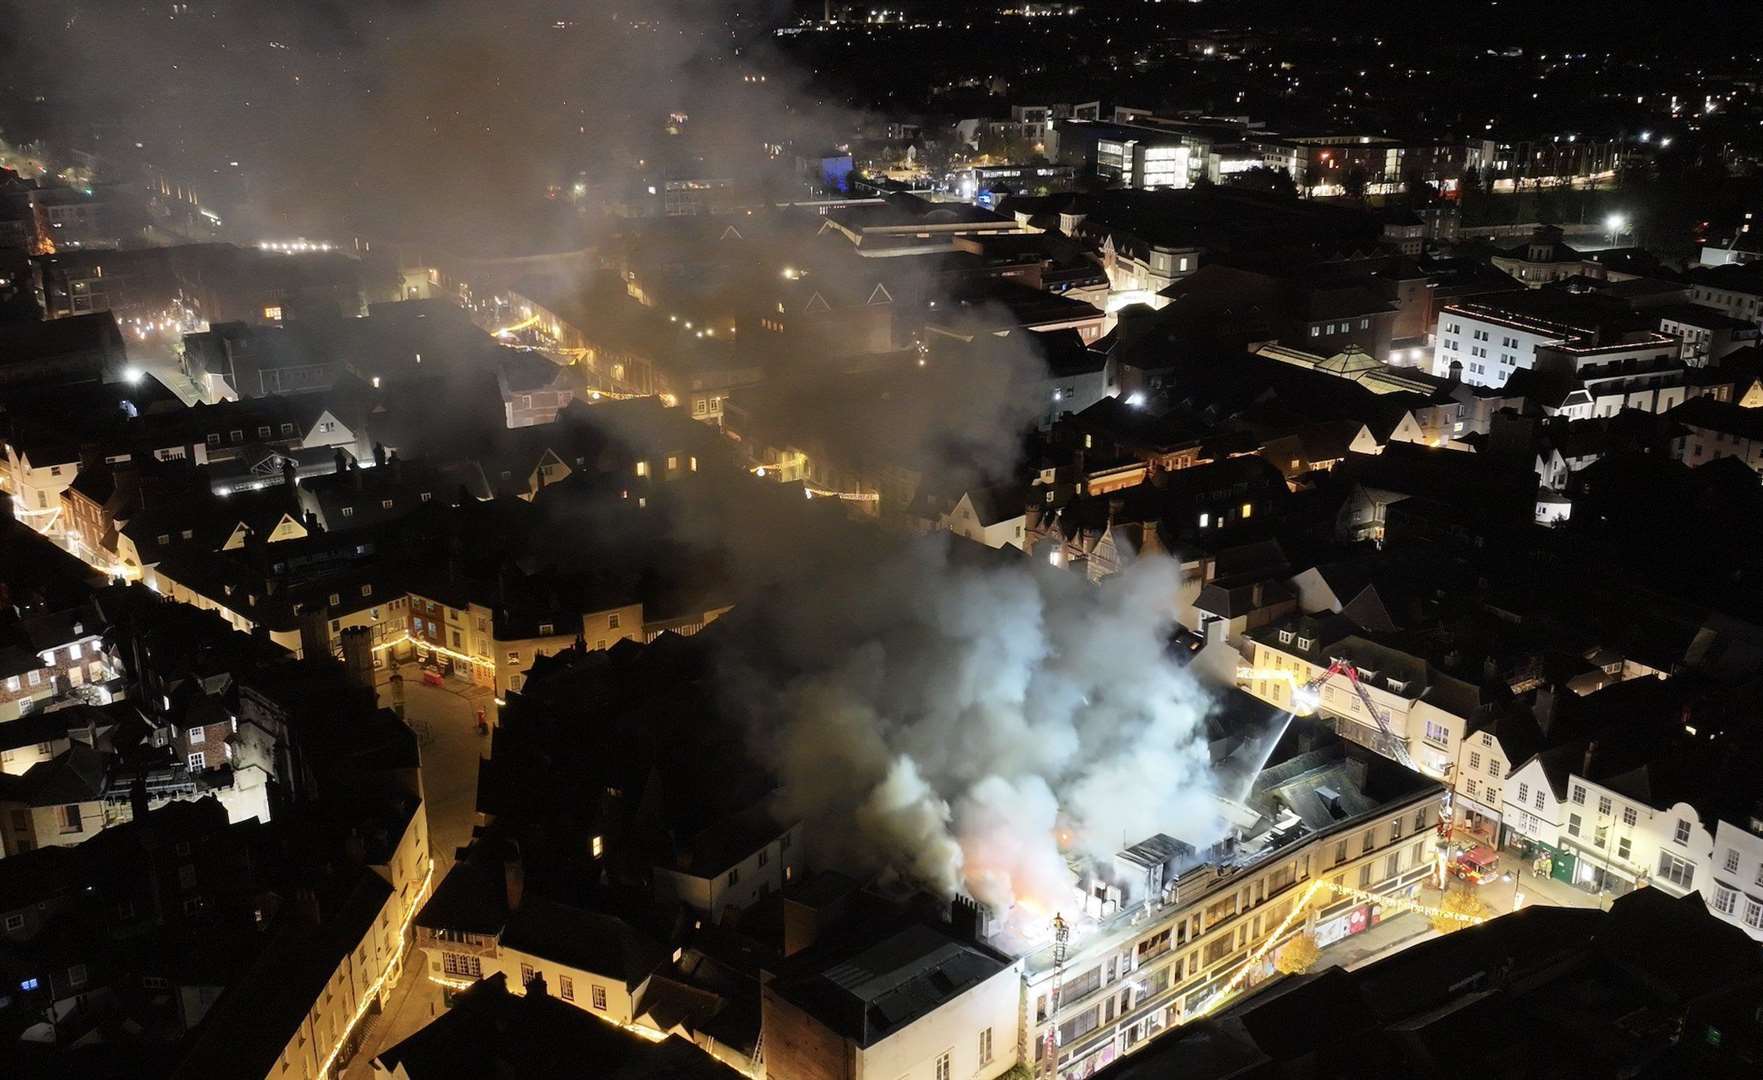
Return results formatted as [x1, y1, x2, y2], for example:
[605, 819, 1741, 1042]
[498, 898, 669, 992]
[373, 972, 743, 1079]
[959, 483, 1027, 528]
[13, 743, 109, 805]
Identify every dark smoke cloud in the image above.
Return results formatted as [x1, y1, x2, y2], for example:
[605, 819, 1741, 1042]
[0, 0, 848, 251]
[687, 330, 1229, 917]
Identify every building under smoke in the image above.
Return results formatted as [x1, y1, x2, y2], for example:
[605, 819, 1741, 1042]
[1011, 710, 1444, 1080]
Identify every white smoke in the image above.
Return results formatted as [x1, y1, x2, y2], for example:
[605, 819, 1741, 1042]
[755, 541, 1227, 916]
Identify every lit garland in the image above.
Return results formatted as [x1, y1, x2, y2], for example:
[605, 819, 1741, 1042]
[313, 855, 437, 1078]
[1196, 875, 1489, 1019]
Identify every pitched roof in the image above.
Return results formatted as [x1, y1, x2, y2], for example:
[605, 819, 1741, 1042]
[498, 898, 669, 992]
[374, 972, 743, 1080]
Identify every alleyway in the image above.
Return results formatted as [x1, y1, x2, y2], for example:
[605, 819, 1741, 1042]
[338, 664, 495, 1077]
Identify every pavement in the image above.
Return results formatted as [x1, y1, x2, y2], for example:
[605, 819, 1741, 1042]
[129, 345, 213, 406]
[337, 664, 495, 1077]
[1316, 857, 1607, 974]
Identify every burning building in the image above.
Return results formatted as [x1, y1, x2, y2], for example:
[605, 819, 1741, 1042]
[1003, 708, 1444, 1080]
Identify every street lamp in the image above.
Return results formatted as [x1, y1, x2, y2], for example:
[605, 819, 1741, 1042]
[1500, 871, 1525, 911]
[1605, 214, 1627, 245]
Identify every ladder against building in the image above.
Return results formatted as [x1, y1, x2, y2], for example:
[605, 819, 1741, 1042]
[1237, 658, 1417, 770]
[1039, 913, 1070, 1080]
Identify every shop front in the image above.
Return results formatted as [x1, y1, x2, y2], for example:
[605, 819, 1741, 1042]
[1505, 834, 1572, 884]
[1560, 841, 1638, 899]
[1314, 903, 1374, 947]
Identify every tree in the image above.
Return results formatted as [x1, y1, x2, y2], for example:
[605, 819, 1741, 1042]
[1342, 165, 1369, 201]
[1228, 164, 1298, 198]
[1275, 932, 1321, 974]
[1403, 168, 1438, 208]
[1431, 888, 1492, 935]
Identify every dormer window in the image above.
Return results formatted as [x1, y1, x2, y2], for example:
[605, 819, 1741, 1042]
[1296, 636, 1314, 650]
[1278, 630, 1294, 645]
[538, 623, 553, 636]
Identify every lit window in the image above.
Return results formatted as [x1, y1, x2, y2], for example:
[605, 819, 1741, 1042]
[1241, 502, 1253, 519]
[592, 836, 604, 858]
[635, 461, 648, 477]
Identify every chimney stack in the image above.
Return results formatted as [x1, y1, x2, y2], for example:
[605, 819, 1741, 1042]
[948, 895, 994, 943]
[294, 888, 322, 928]
[129, 775, 150, 822]
[1534, 685, 1557, 738]
[1582, 740, 1599, 777]
[504, 854, 526, 913]
[339, 626, 374, 690]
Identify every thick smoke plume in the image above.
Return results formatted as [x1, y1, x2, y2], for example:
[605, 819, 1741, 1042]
[755, 545, 1225, 914]
[0, 0, 844, 251]
[703, 333, 1229, 917]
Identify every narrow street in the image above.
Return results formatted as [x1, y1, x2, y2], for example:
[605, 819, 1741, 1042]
[337, 664, 494, 1077]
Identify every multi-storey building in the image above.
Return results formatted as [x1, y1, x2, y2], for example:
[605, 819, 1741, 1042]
[1501, 726, 1723, 905]
[1706, 813, 1763, 942]
[1024, 729, 1442, 1080]
[1684, 264, 1763, 329]
[1239, 618, 1484, 785]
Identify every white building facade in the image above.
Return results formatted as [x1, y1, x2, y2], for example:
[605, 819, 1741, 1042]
[1431, 305, 1569, 388]
[1705, 818, 1763, 942]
